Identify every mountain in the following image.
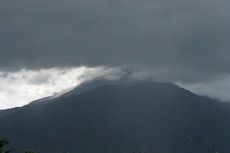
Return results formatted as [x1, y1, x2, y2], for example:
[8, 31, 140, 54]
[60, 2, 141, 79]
[0, 80, 230, 153]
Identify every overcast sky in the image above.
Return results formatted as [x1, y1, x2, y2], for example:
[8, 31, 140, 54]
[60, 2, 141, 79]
[1, 0, 230, 109]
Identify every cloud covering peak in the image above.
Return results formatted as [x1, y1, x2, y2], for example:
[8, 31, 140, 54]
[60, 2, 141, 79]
[1, 0, 230, 106]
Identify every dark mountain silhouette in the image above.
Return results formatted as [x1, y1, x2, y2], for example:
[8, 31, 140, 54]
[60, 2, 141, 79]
[0, 80, 230, 153]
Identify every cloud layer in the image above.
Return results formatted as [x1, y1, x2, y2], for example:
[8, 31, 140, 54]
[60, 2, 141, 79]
[176, 75, 230, 102]
[2, 66, 230, 110]
[0, 66, 123, 109]
[0, 0, 230, 82]
[1, 0, 230, 107]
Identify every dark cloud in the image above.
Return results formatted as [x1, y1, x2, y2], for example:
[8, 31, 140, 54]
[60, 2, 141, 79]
[1, 0, 230, 82]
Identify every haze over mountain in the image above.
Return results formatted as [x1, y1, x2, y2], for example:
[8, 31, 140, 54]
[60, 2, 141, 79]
[1, 0, 230, 106]
[0, 79, 230, 153]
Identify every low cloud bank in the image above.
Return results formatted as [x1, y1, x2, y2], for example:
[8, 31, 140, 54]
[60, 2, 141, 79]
[0, 66, 124, 109]
[1, 66, 230, 110]
[176, 75, 230, 102]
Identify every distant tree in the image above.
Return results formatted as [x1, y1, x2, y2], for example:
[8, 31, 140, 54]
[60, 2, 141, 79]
[0, 138, 11, 153]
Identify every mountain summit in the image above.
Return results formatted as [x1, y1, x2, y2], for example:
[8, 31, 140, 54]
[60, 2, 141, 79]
[0, 80, 230, 153]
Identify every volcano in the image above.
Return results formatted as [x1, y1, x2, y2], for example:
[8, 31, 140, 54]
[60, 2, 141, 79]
[0, 80, 230, 153]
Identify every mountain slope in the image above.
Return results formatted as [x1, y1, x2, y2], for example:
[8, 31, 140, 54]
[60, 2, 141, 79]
[0, 80, 230, 153]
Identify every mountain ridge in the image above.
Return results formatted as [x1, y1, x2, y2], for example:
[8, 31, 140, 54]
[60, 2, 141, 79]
[0, 80, 230, 153]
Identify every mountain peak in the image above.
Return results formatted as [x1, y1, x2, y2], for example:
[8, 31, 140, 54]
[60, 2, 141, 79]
[28, 78, 195, 107]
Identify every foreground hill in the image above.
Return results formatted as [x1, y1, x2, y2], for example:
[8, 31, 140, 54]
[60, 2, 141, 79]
[0, 80, 230, 153]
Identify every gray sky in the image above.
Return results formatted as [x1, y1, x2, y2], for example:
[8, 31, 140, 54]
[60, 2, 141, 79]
[1, 0, 230, 108]
[1, 0, 230, 81]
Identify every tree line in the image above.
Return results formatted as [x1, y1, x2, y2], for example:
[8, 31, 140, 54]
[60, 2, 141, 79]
[0, 139, 35, 153]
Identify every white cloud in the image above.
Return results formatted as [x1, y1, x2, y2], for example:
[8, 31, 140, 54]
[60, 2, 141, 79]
[0, 66, 123, 110]
[2, 65, 229, 110]
[175, 75, 230, 102]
